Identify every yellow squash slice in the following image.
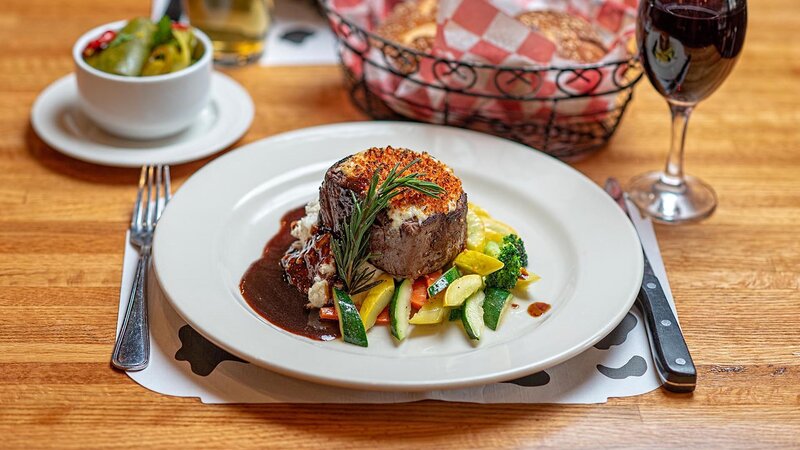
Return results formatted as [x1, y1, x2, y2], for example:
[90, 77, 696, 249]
[359, 275, 395, 330]
[483, 217, 517, 242]
[443, 274, 483, 307]
[468, 202, 491, 218]
[453, 250, 504, 276]
[409, 295, 448, 325]
[465, 210, 486, 252]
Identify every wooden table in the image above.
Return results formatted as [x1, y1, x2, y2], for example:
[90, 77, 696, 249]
[2, 0, 798, 447]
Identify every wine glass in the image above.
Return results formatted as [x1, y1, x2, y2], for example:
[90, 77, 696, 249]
[629, 0, 747, 223]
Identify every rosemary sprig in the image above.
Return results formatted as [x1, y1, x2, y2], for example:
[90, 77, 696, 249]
[331, 159, 444, 295]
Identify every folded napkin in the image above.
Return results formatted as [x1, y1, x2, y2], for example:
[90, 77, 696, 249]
[116, 203, 669, 404]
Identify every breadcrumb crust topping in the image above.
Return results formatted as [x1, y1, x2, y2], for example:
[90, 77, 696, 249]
[339, 146, 463, 214]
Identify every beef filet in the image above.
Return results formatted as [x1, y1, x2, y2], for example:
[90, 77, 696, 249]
[319, 147, 467, 279]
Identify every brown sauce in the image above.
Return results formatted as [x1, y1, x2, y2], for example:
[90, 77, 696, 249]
[240, 206, 340, 341]
[527, 302, 551, 317]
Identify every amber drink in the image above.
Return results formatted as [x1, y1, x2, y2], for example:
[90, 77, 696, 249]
[184, 0, 271, 65]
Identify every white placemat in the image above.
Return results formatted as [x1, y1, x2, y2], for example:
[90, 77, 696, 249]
[117, 198, 668, 403]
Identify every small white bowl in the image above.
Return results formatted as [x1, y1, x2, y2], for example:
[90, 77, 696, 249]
[72, 20, 213, 140]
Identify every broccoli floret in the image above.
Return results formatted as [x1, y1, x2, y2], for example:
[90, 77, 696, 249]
[502, 234, 528, 267]
[484, 240, 501, 259]
[485, 242, 522, 290]
[485, 234, 528, 290]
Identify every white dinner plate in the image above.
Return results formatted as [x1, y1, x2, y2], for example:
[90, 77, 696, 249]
[153, 122, 644, 391]
[30, 72, 253, 167]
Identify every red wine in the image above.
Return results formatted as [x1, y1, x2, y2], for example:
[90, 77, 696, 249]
[637, 0, 747, 104]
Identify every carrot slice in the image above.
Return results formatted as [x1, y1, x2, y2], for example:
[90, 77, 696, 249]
[424, 270, 443, 288]
[319, 306, 338, 321]
[411, 278, 429, 309]
[322, 305, 389, 325]
[376, 307, 390, 325]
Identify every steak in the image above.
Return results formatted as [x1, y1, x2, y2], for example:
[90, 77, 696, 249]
[319, 147, 467, 279]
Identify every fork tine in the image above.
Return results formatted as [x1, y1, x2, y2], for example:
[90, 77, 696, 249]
[144, 165, 156, 232]
[131, 166, 147, 231]
[155, 165, 164, 222]
[164, 165, 172, 205]
[157, 165, 172, 220]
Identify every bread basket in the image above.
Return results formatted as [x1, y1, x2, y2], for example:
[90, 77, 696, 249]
[320, 0, 643, 160]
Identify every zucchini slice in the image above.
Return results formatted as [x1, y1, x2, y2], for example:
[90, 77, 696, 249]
[427, 266, 461, 298]
[461, 290, 486, 340]
[333, 288, 368, 347]
[448, 308, 462, 321]
[483, 287, 512, 331]
[390, 279, 413, 341]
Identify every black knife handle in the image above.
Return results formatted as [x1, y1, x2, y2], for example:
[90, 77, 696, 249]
[164, 0, 183, 22]
[637, 256, 697, 393]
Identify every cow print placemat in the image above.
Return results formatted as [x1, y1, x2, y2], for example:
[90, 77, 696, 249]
[118, 235, 662, 404]
[260, 0, 338, 66]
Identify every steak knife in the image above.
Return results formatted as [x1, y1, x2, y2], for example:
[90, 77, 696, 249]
[164, 0, 183, 22]
[152, 0, 183, 22]
[605, 178, 697, 393]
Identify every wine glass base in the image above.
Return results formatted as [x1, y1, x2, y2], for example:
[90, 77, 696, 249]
[628, 172, 717, 224]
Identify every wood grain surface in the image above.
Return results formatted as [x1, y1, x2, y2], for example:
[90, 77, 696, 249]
[1, 0, 799, 447]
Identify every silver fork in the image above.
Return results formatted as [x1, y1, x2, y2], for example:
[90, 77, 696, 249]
[111, 165, 171, 371]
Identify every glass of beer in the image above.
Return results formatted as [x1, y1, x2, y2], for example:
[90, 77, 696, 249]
[184, 0, 272, 66]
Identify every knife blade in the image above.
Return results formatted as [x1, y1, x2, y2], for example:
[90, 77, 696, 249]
[605, 178, 697, 393]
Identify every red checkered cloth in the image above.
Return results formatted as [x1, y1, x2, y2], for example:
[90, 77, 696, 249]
[435, 0, 635, 67]
[328, 0, 638, 131]
[436, 0, 557, 65]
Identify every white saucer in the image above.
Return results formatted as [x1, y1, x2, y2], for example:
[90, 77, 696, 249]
[31, 72, 254, 167]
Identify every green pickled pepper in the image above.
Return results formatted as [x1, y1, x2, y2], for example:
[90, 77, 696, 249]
[85, 17, 157, 77]
[141, 28, 194, 76]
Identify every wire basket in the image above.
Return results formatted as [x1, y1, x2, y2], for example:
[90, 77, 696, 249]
[320, 0, 643, 160]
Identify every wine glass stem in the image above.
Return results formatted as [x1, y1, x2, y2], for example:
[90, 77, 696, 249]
[661, 102, 695, 188]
